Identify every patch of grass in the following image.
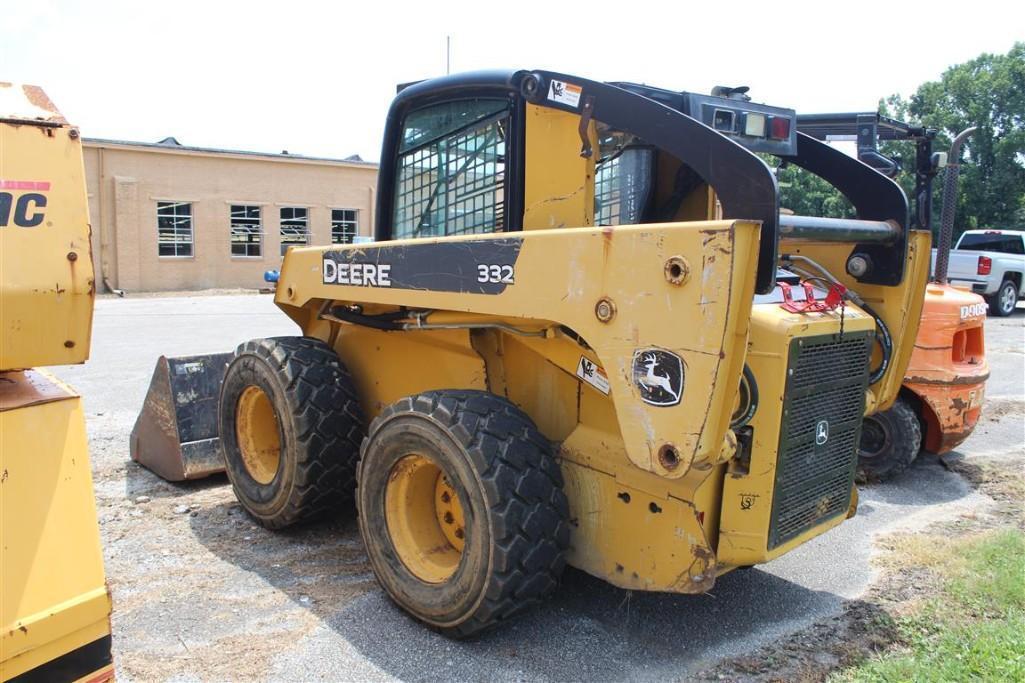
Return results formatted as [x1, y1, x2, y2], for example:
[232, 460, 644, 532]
[832, 529, 1025, 682]
[948, 529, 1025, 614]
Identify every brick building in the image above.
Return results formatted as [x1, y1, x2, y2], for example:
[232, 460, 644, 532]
[83, 137, 378, 292]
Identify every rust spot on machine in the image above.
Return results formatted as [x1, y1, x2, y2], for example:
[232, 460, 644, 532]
[129, 354, 232, 481]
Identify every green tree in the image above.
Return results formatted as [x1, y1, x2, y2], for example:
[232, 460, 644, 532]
[776, 44, 1025, 239]
[776, 163, 854, 218]
[885, 43, 1025, 237]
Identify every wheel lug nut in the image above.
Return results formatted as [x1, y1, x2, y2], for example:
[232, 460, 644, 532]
[454, 528, 464, 539]
[441, 491, 451, 503]
[444, 512, 454, 524]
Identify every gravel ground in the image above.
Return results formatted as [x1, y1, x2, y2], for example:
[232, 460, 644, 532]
[52, 295, 1024, 682]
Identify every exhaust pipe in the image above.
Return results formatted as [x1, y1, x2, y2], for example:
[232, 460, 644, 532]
[934, 127, 977, 284]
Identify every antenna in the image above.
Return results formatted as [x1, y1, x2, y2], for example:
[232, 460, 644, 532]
[446, 36, 451, 75]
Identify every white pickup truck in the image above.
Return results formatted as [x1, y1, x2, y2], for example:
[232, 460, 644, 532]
[935, 229, 1025, 316]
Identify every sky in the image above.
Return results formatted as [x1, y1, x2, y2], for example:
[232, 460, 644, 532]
[3, 1, 1021, 163]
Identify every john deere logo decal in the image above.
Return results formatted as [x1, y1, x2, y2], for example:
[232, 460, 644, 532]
[632, 349, 684, 406]
[816, 420, 829, 446]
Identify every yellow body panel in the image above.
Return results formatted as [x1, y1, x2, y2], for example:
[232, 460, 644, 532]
[0, 373, 111, 681]
[275, 222, 896, 590]
[1, 85, 111, 682]
[717, 304, 876, 566]
[522, 104, 597, 230]
[0, 118, 94, 369]
[279, 219, 760, 478]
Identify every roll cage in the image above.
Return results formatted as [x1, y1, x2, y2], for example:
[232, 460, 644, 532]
[374, 70, 910, 295]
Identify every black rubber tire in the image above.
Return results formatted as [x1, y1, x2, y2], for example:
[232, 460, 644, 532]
[356, 390, 570, 638]
[857, 395, 922, 482]
[219, 336, 364, 529]
[987, 279, 1018, 317]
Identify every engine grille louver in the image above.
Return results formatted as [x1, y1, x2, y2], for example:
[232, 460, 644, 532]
[768, 332, 872, 550]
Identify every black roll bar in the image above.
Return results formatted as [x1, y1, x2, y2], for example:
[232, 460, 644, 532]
[376, 71, 913, 294]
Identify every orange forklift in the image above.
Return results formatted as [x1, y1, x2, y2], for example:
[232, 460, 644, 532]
[797, 116, 988, 480]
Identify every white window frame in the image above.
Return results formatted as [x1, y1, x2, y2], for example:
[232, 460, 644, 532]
[156, 201, 194, 258]
[279, 206, 309, 256]
[331, 208, 359, 244]
[230, 204, 263, 258]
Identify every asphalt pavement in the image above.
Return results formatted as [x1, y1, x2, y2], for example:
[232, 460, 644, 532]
[53, 294, 1024, 682]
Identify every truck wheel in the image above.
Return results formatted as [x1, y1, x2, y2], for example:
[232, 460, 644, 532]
[857, 396, 921, 482]
[219, 337, 364, 529]
[988, 279, 1018, 317]
[356, 390, 570, 638]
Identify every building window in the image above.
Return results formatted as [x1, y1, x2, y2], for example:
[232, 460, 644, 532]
[157, 201, 193, 257]
[280, 207, 309, 256]
[230, 205, 262, 257]
[331, 209, 359, 244]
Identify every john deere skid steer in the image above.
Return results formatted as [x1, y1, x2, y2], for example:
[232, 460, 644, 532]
[132, 69, 930, 637]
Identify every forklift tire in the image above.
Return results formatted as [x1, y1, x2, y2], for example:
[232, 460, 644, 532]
[356, 390, 570, 638]
[219, 336, 364, 529]
[857, 395, 921, 482]
[988, 279, 1018, 317]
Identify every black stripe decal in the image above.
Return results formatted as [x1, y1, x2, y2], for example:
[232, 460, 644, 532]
[322, 238, 523, 294]
[9, 634, 112, 683]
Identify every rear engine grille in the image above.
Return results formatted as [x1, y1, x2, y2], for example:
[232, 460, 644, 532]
[768, 332, 872, 549]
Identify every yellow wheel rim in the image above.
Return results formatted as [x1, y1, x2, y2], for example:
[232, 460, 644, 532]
[384, 454, 466, 583]
[235, 385, 281, 485]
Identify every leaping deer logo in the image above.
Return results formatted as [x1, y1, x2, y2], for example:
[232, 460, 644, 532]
[635, 351, 683, 405]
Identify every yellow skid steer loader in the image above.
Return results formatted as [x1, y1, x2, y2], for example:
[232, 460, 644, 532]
[132, 70, 929, 637]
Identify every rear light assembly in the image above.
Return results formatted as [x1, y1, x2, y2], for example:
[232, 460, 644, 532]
[743, 112, 766, 137]
[712, 109, 735, 133]
[769, 116, 791, 140]
[977, 255, 992, 275]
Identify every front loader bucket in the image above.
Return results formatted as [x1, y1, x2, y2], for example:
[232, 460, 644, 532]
[130, 353, 231, 481]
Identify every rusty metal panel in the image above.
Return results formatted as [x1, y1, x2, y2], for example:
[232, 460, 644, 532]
[129, 354, 231, 481]
[0, 369, 76, 412]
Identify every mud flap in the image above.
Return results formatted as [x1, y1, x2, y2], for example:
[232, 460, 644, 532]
[129, 354, 231, 481]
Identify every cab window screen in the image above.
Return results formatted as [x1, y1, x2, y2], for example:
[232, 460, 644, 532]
[393, 99, 508, 239]
[594, 130, 654, 226]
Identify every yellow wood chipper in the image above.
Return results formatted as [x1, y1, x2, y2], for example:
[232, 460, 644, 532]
[132, 70, 930, 637]
[1, 84, 114, 681]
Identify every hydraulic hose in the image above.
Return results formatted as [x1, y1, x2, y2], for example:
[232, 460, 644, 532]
[730, 364, 759, 429]
[860, 301, 893, 385]
[782, 254, 893, 386]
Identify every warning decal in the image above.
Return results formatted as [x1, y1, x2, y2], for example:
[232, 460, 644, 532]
[547, 80, 582, 108]
[576, 356, 610, 395]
